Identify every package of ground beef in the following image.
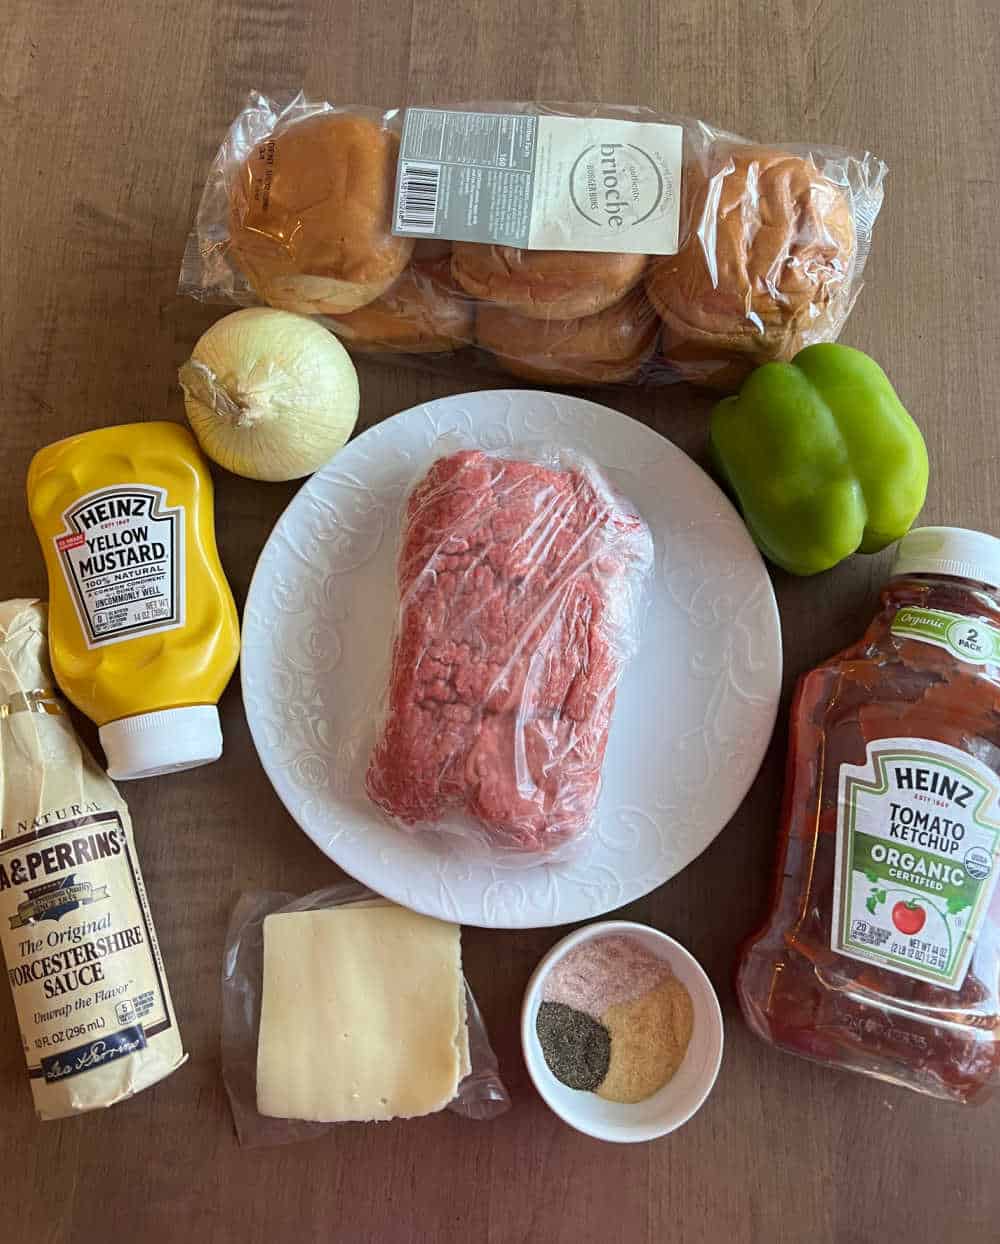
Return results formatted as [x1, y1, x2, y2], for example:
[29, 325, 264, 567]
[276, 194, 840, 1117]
[365, 447, 654, 859]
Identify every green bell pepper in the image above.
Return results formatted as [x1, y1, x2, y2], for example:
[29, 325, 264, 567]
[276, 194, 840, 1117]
[710, 343, 929, 576]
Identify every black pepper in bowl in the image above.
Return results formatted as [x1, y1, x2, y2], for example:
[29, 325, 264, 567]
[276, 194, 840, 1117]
[536, 1001, 611, 1091]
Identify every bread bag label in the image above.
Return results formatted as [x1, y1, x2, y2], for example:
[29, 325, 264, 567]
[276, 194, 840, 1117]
[0, 809, 176, 1086]
[53, 484, 185, 648]
[392, 108, 683, 254]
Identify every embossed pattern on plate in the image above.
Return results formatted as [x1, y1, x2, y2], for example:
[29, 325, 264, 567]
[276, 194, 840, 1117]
[242, 390, 781, 928]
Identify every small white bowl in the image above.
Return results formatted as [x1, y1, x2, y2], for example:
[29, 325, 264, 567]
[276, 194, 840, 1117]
[521, 920, 724, 1143]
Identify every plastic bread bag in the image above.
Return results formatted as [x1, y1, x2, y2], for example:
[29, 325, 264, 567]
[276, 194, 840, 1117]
[221, 881, 510, 1147]
[360, 441, 654, 863]
[180, 90, 887, 392]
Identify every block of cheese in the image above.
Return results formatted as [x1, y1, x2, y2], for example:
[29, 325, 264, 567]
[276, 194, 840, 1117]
[256, 903, 468, 1122]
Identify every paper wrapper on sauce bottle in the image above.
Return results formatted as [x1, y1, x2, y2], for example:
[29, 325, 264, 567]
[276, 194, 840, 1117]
[0, 600, 186, 1119]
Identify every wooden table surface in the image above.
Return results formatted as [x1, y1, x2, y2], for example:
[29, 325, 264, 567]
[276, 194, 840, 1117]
[3, 2, 999, 1241]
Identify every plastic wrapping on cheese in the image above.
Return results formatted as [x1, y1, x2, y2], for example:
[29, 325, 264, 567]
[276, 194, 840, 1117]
[221, 883, 510, 1147]
[365, 448, 654, 859]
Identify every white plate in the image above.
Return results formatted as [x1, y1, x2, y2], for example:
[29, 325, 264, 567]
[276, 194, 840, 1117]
[242, 390, 781, 928]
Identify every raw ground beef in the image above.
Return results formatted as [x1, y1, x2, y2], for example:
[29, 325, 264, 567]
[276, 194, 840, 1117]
[366, 449, 653, 853]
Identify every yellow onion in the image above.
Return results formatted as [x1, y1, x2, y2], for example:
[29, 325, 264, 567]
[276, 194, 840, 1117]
[179, 308, 359, 481]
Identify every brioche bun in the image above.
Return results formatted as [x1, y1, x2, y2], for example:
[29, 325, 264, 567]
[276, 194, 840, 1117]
[647, 145, 855, 375]
[477, 288, 658, 384]
[452, 244, 647, 320]
[412, 238, 453, 262]
[228, 112, 413, 315]
[327, 258, 473, 353]
[656, 327, 758, 391]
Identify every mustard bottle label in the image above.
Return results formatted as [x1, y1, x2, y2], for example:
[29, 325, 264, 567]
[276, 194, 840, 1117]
[53, 485, 185, 647]
[0, 808, 178, 1086]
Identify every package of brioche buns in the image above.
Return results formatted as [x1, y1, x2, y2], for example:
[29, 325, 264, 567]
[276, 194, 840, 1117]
[180, 91, 886, 392]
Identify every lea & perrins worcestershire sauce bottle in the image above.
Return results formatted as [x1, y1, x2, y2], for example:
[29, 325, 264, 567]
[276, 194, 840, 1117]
[0, 600, 185, 1118]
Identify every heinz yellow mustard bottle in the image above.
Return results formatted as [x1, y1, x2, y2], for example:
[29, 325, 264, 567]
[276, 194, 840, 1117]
[27, 421, 240, 780]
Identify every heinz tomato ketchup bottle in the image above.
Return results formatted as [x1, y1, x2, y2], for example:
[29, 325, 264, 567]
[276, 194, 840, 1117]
[737, 528, 1000, 1102]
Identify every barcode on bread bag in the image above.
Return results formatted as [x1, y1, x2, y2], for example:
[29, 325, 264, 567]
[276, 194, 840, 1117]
[396, 161, 441, 233]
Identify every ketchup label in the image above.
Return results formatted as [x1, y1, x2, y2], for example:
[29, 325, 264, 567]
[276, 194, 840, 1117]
[53, 485, 185, 649]
[891, 605, 1000, 666]
[832, 737, 1000, 990]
